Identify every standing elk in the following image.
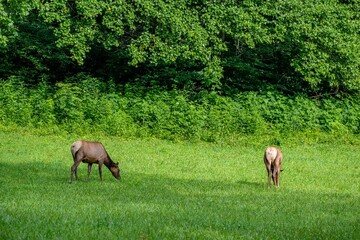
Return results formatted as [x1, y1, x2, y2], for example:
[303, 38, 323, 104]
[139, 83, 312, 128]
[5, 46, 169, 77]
[69, 140, 121, 183]
[264, 146, 283, 189]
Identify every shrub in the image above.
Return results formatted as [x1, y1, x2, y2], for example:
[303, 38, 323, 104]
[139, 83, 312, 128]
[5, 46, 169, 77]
[0, 77, 33, 126]
[29, 82, 56, 127]
[1, 78, 360, 143]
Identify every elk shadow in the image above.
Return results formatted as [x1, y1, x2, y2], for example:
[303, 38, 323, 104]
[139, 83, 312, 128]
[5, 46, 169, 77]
[237, 180, 264, 188]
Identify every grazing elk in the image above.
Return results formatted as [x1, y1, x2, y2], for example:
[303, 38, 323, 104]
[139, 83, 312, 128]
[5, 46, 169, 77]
[69, 140, 121, 183]
[264, 146, 283, 189]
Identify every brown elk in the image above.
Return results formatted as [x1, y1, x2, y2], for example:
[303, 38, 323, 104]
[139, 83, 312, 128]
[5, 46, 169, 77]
[69, 140, 121, 183]
[264, 146, 283, 189]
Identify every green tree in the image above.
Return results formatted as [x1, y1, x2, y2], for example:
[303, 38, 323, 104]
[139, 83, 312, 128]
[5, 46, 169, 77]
[38, 0, 227, 88]
[1, 0, 359, 95]
[0, 1, 40, 47]
[271, 0, 360, 94]
[221, 0, 360, 94]
[0, 11, 73, 84]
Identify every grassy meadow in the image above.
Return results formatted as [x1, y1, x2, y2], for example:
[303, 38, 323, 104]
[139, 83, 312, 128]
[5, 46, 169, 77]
[0, 130, 359, 239]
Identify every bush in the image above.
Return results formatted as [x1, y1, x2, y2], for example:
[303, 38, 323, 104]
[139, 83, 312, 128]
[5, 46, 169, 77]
[1, 78, 360, 143]
[0, 77, 33, 126]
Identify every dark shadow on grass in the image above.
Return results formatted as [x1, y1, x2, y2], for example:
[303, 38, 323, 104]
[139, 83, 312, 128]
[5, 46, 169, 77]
[0, 161, 70, 186]
[236, 180, 263, 188]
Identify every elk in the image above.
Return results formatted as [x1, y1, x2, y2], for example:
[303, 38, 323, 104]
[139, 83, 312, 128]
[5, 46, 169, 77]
[264, 146, 283, 189]
[69, 140, 121, 183]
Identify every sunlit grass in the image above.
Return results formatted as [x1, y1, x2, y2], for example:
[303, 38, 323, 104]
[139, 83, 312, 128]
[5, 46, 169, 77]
[0, 131, 359, 239]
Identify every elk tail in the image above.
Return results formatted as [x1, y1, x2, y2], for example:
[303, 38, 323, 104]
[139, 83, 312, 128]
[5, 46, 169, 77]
[71, 142, 81, 159]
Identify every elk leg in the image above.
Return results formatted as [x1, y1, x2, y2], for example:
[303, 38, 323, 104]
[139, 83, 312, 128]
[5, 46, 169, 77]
[270, 165, 276, 186]
[275, 168, 280, 188]
[69, 160, 81, 184]
[87, 163, 93, 180]
[273, 170, 278, 188]
[266, 163, 272, 189]
[274, 162, 281, 188]
[98, 163, 103, 183]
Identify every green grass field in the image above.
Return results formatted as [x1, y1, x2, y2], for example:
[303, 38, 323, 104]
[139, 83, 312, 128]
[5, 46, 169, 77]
[0, 130, 359, 239]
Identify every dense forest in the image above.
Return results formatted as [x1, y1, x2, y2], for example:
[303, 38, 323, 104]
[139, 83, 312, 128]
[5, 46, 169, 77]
[1, 0, 360, 142]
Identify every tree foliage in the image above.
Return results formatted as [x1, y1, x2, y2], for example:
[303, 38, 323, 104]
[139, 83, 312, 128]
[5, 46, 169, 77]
[0, 0, 359, 95]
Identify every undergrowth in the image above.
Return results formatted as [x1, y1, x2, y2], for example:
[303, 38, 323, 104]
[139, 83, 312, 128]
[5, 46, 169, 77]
[1, 76, 360, 144]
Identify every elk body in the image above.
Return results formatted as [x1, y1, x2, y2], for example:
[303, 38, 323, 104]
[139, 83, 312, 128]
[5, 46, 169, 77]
[264, 146, 283, 189]
[69, 140, 121, 183]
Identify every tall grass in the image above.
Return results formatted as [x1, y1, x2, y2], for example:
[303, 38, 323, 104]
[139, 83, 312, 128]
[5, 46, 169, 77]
[0, 131, 359, 239]
[1, 77, 360, 143]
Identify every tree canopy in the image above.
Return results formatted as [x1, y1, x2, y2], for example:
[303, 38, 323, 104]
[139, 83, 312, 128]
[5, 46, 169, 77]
[1, 0, 359, 95]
